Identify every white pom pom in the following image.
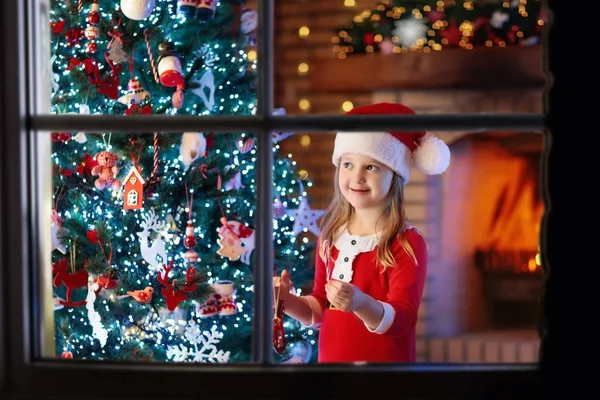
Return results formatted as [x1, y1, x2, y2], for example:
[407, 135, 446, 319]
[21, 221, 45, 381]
[413, 134, 450, 175]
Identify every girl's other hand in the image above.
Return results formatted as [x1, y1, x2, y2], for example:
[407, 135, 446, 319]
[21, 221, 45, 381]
[325, 280, 366, 312]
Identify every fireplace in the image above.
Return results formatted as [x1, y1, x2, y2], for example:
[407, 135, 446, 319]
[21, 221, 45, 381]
[466, 132, 544, 330]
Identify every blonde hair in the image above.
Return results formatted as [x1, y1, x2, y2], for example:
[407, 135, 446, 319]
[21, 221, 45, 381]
[319, 165, 418, 271]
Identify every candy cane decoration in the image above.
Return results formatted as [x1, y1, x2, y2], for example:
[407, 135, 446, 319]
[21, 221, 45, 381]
[78, 0, 83, 13]
[143, 29, 159, 84]
[153, 132, 159, 176]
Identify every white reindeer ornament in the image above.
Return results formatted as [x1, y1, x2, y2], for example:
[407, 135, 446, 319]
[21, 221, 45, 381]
[137, 208, 168, 271]
[190, 49, 216, 111]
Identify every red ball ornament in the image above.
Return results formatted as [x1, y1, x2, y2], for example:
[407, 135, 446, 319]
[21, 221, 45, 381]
[183, 220, 196, 249]
[87, 1, 100, 25]
[86, 41, 98, 54]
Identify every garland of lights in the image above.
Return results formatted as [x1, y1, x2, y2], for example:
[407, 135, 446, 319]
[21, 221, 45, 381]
[333, 0, 544, 57]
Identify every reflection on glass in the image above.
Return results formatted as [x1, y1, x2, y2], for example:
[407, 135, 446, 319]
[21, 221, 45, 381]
[276, 129, 544, 364]
[49, 0, 257, 117]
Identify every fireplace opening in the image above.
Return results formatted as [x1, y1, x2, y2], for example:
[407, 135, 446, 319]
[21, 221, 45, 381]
[469, 132, 543, 330]
[441, 131, 544, 334]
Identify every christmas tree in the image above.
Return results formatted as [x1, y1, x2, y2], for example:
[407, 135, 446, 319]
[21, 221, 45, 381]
[50, 0, 319, 364]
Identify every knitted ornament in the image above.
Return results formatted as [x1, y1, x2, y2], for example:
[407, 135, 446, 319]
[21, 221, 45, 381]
[332, 103, 450, 184]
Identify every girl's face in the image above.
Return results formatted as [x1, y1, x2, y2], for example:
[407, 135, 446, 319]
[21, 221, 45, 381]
[338, 153, 394, 213]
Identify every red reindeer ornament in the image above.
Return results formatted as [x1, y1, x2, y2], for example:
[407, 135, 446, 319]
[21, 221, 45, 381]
[157, 260, 198, 311]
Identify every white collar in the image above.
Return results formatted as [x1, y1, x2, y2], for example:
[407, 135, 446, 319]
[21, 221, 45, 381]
[332, 228, 379, 253]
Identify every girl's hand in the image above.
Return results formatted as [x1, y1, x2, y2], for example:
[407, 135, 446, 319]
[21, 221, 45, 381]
[273, 269, 292, 301]
[325, 279, 366, 312]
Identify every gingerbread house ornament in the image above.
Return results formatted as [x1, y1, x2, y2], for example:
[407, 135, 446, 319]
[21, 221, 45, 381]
[122, 166, 146, 210]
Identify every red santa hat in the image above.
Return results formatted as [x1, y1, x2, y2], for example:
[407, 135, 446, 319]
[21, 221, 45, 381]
[332, 103, 451, 184]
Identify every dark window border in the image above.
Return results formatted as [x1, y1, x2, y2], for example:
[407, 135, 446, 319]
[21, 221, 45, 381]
[1, 0, 572, 399]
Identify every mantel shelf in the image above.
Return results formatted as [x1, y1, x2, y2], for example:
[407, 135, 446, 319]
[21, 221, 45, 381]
[311, 45, 544, 93]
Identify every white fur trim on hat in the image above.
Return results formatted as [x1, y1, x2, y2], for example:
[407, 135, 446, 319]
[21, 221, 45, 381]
[413, 133, 451, 176]
[332, 132, 412, 183]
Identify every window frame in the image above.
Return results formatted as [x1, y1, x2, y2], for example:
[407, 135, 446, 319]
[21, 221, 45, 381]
[0, 0, 555, 398]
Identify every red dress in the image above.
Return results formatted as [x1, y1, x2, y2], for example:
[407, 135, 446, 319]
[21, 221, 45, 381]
[305, 226, 428, 363]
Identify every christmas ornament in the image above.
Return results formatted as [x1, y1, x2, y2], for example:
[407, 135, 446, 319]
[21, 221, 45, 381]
[216, 218, 255, 264]
[86, 42, 98, 54]
[91, 150, 122, 190]
[52, 258, 89, 308]
[72, 104, 102, 143]
[236, 137, 255, 154]
[136, 208, 168, 270]
[285, 197, 325, 237]
[118, 78, 151, 106]
[240, 8, 258, 47]
[127, 286, 154, 303]
[195, 293, 218, 318]
[94, 270, 120, 299]
[223, 169, 244, 192]
[106, 38, 128, 64]
[189, 50, 216, 110]
[183, 220, 196, 249]
[120, 0, 155, 21]
[196, 0, 216, 22]
[183, 249, 199, 265]
[166, 323, 230, 363]
[157, 42, 184, 87]
[122, 166, 145, 210]
[157, 261, 198, 311]
[213, 280, 236, 316]
[273, 197, 286, 219]
[84, 25, 100, 41]
[86, 280, 108, 347]
[180, 132, 206, 170]
[272, 282, 287, 354]
[84, 1, 101, 55]
[87, 0, 100, 24]
[178, 0, 197, 18]
[51, 209, 67, 254]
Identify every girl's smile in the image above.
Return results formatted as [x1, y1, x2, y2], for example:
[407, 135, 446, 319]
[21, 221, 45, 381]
[339, 153, 394, 213]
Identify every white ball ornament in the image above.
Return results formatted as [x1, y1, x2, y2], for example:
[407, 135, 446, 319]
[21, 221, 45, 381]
[120, 0, 155, 21]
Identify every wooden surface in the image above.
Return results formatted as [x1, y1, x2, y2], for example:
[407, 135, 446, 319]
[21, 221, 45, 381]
[311, 45, 544, 92]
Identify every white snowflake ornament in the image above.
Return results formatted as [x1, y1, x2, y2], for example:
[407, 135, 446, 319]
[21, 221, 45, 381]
[166, 322, 230, 363]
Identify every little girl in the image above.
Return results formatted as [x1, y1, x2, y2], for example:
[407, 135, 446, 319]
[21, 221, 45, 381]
[275, 102, 451, 363]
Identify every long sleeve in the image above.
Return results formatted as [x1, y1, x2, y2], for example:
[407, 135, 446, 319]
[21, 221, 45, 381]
[304, 238, 328, 328]
[372, 229, 428, 338]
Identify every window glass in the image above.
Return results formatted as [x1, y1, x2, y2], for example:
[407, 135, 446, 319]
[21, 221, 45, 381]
[47, 0, 258, 117]
[276, 0, 545, 115]
[275, 128, 543, 364]
[46, 129, 266, 363]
